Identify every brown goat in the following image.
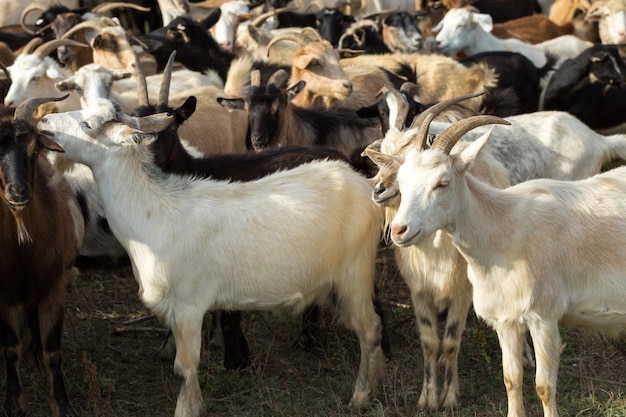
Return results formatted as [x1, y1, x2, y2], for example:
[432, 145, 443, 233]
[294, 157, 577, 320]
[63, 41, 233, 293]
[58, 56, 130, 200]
[491, 14, 575, 43]
[0, 96, 84, 417]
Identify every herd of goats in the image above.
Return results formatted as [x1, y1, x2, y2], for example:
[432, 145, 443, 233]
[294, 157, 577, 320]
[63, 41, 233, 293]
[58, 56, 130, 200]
[1, 0, 626, 416]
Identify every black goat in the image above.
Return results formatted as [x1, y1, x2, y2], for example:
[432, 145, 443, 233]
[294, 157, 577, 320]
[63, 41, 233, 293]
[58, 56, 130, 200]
[460, 51, 549, 116]
[542, 44, 626, 132]
[0, 95, 84, 417]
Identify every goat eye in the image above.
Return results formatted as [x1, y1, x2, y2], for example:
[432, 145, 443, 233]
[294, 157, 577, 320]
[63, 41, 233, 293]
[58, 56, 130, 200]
[433, 180, 449, 190]
[31, 76, 41, 82]
[308, 59, 320, 68]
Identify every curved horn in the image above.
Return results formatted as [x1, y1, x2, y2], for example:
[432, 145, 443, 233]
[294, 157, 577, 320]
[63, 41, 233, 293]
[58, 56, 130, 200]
[61, 19, 107, 40]
[33, 39, 89, 59]
[411, 92, 484, 150]
[361, 9, 395, 21]
[14, 95, 69, 122]
[266, 31, 313, 55]
[382, 86, 409, 131]
[0, 61, 10, 81]
[431, 115, 511, 154]
[20, 2, 50, 35]
[21, 37, 44, 55]
[158, 51, 176, 108]
[267, 69, 289, 89]
[91, 2, 151, 15]
[301, 26, 322, 41]
[250, 7, 294, 28]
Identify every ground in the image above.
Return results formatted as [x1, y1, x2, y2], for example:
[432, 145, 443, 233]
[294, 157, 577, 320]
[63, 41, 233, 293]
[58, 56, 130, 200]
[2, 245, 626, 417]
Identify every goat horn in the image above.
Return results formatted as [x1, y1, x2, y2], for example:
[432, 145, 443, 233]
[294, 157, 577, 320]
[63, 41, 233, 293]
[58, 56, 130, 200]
[0, 61, 10, 82]
[14, 95, 69, 122]
[301, 26, 322, 41]
[134, 49, 149, 107]
[21, 37, 44, 55]
[159, 51, 176, 108]
[266, 32, 312, 56]
[20, 2, 50, 35]
[250, 69, 261, 88]
[431, 115, 511, 155]
[382, 86, 410, 131]
[412, 92, 484, 150]
[91, 2, 151, 15]
[361, 9, 395, 21]
[267, 69, 289, 89]
[61, 19, 107, 40]
[250, 7, 294, 27]
[33, 39, 89, 59]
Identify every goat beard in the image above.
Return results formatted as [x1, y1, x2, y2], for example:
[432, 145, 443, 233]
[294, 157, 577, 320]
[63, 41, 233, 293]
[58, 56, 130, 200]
[11, 208, 33, 244]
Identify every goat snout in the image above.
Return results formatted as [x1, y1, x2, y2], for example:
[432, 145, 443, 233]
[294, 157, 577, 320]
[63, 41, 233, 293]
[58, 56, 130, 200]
[220, 40, 232, 52]
[250, 134, 269, 150]
[390, 223, 419, 247]
[372, 183, 398, 206]
[5, 184, 31, 208]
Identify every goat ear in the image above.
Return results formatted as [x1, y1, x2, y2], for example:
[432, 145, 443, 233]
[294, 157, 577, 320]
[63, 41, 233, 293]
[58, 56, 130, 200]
[177, 96, 197, 120]
[293, 54, 313, 70]
[217, 97, 245, 110]
[453, 125, 495, 173]
[361, 138, 382, 156]
[131, 132, 157, 146]
[364, 147, 403, 170]
[287, 80, 306, 99]
[201, 8, 222, 30]
[38, 134, 64, 153]
[473, 13, 493, 32]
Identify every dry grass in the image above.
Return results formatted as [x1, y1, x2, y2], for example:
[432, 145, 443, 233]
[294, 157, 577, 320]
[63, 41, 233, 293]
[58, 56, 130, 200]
[2, 245, 626, 417]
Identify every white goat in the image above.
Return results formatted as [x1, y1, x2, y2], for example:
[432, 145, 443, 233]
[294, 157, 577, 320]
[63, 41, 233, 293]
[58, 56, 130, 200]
[3, 38, 87, 111]
[585, 0, 626, 44]
[37, 100, 386, 417]
[211, 0, 254, 52]
[364, 90, 626, 411]
[387, 113, 626, 417]
[433, 7, 592, 68]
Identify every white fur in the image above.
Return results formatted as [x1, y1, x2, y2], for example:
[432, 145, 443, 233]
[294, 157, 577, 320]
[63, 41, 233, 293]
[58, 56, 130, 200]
[433, 7, 591, 68]
[365, 102, 626, 411]
[390, 122, 626, 417]
[37, 103, 386, 417]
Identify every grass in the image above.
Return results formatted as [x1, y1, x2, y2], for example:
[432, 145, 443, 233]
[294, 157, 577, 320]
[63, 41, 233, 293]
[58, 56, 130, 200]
[2, 245, 626, 417]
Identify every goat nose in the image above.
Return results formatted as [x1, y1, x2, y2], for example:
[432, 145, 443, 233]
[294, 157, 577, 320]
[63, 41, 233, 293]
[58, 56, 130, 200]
[220, 41, 232, 51]
[390, 224, 407, 240]
[6, 184, 31, 207]
[4, 99, 13, 107]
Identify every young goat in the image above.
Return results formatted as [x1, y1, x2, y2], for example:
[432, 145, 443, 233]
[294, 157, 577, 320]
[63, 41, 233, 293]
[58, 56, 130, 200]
[387, 108, 626, 417]
[37, 99, 387, 417]
[0, 96, 84, 417]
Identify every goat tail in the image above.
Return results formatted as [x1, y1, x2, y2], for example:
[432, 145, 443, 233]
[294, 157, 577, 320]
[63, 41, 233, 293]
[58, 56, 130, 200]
[601, 133, 626, 168]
